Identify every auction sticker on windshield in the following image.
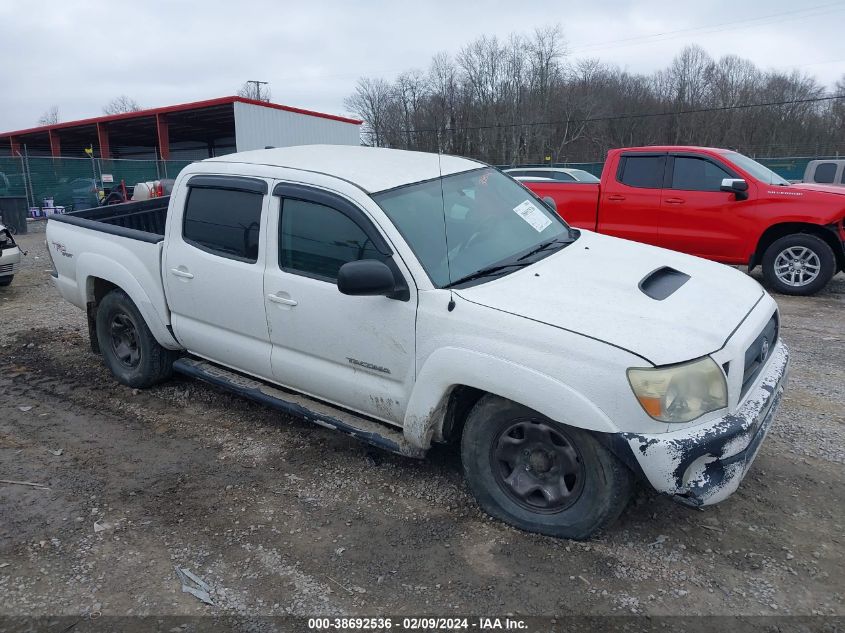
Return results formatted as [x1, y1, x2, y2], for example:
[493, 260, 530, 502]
[513, 200, 552, 232]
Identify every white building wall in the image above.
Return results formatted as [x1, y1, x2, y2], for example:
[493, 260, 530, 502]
[234, 102, 361, 151]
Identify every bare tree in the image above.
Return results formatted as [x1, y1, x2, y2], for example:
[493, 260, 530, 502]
[343, 77, 393, 146]
[345, 28, 845, 162]
[237, 81, 271, 102]
[102, 95, 142, 115]
[37, 106, 60, 126]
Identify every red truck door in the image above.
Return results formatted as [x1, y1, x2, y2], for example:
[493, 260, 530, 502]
[659, 154, 750, 263]
[599, 153, 665, 246]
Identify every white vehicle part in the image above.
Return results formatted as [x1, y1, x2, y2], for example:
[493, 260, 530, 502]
[459, 230, 764, 366]
[625, 341, 788, 505]
[162, 180, 274, 379]
[47, 223, 179, 349]
[403, 290, 667, 449]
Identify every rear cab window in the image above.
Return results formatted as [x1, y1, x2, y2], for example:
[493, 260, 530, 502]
[813, 162, 837, 184]
[617, 155, 666, 188]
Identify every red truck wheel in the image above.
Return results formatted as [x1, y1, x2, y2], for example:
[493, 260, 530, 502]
[761, 234, 835, 296]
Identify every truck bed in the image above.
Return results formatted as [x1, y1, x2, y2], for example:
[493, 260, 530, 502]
[50, 197, 170, 243]
[522, 181, 600, 230]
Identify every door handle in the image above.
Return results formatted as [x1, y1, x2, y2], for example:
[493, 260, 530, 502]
[664, 197, 685, 204]
[267, 293, 298, 307]
[170, 268, 194, 279]
[607, 194, 626, 201]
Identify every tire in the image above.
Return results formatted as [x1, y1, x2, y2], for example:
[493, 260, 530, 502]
[95, 289, 176, 388]
[761, 233, 835, 296]
[0, 276, 12, 287]
[461, 395, 633, 539]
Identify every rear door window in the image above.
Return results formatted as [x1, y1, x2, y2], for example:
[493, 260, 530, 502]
[618, 156, 665, 188]
[183, 187, 264, 263]
[671, 156, 732, 192]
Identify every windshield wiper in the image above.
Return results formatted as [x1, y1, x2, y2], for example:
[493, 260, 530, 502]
[516, 236, 574, 261]
[444, 262, 528, 288]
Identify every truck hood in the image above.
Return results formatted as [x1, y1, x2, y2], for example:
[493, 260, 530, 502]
[790, 183, 845, 196]
[456, 231, 764, 366]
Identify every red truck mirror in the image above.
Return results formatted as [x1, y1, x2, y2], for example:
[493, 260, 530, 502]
[720, 178, 749, 200]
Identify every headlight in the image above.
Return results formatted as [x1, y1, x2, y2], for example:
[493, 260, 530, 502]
[627, 357, 727, 423]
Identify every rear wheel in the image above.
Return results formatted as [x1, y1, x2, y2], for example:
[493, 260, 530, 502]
[95, 289, 176, 388]
[461, 395, 633, 539]
[762, 233, 835, 296]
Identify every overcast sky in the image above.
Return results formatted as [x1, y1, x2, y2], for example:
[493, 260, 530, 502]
[1, 0, 843, 132]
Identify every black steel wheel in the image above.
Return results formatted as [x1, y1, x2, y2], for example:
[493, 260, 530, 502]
[96, 289, 177, 388]
[109, 312, 141, 369]
[462, 395, 633, 539]
[491, 419, 585, 513]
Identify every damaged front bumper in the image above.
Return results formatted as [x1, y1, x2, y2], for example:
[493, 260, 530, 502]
[622, 340, 789, 507]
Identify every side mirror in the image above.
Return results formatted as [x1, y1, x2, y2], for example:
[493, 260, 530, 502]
[542, 196, 557, 212]
[337, 259, 396, 297]
[720, 178, 749, 200]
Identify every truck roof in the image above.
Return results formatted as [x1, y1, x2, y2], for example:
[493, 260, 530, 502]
[204, 145, 483, 193]
[614, 145, 731, 154]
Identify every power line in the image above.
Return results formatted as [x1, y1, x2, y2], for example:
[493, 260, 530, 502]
[403, 94, 845, 134]
[569, 2, 845, 54]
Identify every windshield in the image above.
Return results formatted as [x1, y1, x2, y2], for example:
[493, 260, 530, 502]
[723, 151, 790, 186]
[374, 167, 571, 287]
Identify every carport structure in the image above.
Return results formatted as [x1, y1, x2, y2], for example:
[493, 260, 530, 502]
[0, 96, 362, 161]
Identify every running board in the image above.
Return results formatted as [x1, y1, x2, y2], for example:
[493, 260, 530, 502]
[172, 358, 425, 458]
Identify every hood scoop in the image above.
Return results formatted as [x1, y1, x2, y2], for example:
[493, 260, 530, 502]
[639, 267, 690, 300]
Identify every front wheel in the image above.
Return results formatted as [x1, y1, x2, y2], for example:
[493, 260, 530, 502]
[95, 289, 177, 388]
[761, 234, 835, 296]
[461, 395, 633, 539]
[0, 275, 12, 287]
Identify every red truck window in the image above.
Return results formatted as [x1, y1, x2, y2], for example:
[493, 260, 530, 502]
[618, 156, 665, 188]
[670, 157, 731, 192]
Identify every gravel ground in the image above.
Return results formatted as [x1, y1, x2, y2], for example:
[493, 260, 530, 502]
[0, 222, 843, 623]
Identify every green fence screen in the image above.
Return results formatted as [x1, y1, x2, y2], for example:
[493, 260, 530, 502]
[0, 157, 194, 210]
[1, 154, 840, 213]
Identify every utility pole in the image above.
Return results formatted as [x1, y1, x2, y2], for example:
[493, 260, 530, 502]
[245, 80, 269, 101]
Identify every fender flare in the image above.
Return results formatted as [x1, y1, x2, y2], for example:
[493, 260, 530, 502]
[76, 252, 181, 350]
[402, 347, 617, 449]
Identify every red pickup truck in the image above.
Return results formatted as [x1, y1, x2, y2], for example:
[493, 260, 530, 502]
[522, 146, 845, 295]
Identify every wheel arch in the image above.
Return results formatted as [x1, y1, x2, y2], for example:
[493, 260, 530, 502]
[79, 257, 180, 352]
[750, 222, 843, 273]
[402, 348, 618, 450]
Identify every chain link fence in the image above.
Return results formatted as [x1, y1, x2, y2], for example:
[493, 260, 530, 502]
[0, 153, 838, 214]
[0, 156, 194, 210]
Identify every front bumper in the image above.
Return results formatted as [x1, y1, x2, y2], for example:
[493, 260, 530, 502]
[621, 340, 789, 506]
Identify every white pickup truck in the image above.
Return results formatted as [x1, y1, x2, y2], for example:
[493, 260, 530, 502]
[46, 145, 789, 539]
